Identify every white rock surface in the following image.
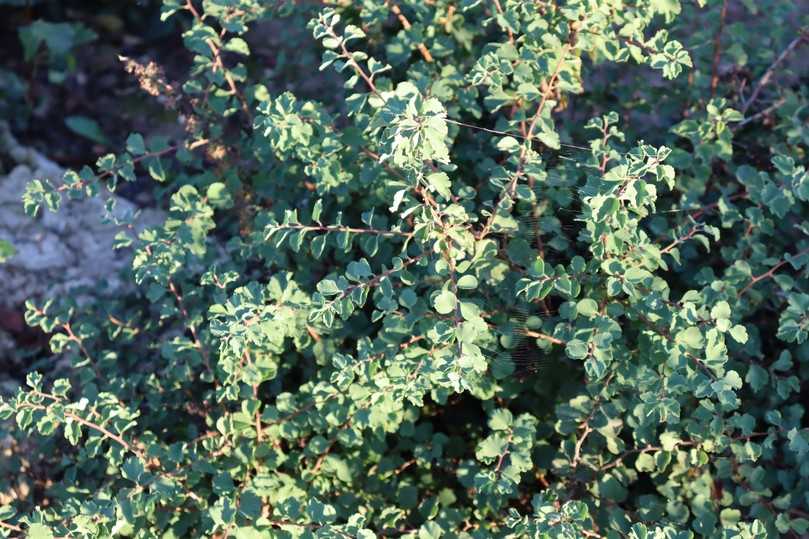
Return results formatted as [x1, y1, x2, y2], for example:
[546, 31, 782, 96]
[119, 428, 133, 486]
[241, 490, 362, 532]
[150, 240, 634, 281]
[0, 123, 163, 308]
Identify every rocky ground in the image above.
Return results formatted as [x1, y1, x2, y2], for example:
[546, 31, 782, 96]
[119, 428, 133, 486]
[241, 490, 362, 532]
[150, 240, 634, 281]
[0, 123, 163, 363]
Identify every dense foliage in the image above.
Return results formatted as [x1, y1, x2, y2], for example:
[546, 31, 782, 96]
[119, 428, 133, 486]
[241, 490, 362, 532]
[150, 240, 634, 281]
[2, 0, 809, 537]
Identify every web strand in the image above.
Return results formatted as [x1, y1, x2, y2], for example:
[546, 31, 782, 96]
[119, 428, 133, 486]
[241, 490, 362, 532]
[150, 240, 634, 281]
[445, 118, 592, 151]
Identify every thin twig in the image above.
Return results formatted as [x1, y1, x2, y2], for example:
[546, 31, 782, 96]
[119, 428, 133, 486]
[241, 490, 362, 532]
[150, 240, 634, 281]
[168, 279, 213, 375]
[62, 322, 102, 379]
[519, 329, 565, 345]
[710, 0, 729, 96]
[738, 246, 809, 297]
[327, 25, 380, 96]
[205, 38, 253, 122]
[661, 224, 701, 254]
[570, 373, 614, 470]
[491, 0, 514, 44]
[571, 422, 592, 469]
[478, 44, 572, 240]
[741, 31, 808, 113]
[266, 223, 412, 239]
[0, 520, 23, 533]
[735, 98, 786, 128]
[253, 382, 263, 442]
[22, 402, 144, 458]
[56, 143, 189, 193]
[185, 0, 252, 121]
[66, 411, 144, 458]
[320, 255, 423, 311]
[494, 433, 514, 475]
[690, 192, 748, 220]
[388, 2, 433, 62]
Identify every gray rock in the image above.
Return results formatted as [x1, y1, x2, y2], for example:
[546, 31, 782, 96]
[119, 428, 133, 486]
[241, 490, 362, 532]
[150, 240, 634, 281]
[0, 122, 163, 312]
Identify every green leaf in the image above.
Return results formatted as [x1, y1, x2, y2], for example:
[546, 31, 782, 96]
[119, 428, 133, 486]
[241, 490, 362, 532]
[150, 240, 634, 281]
[126, 133, 146, 155]
[710, 301, 731, 320]
[224, 37, 250, 55]
[426, 172, 452, 200]
[0, 240, 15, 263]
[566, 339, 589, 359]
[488, 409, 513, 431]
[312, 199, 324, 223]
[317, 279, 342, 296]
[0, 505, 15, 521]
[675, 326, 704, 349]
[476, 434, 508, 460]
[787, 428, 809, 458]
[576, 298, 599, 318]
[457, 275, 478, 290]
[122, 457, 146, 484]
[27, 524, 54, 539]
[18, 20, 96, 61]
[729, 324, 748, 344]
[23, 178, 61, 216]
[433, 290, 457, 315]
[65, 115, 108, 145]
[598, 475, 628, 502]
[239, 490, 262, 519]
[346, 259, 373, 281]
[659, 432, 680, 451]
[207, 182, 234, 209]
[306, 498, 337, 524]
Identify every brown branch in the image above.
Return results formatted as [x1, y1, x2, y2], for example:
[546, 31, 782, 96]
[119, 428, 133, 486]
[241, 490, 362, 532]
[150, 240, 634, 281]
[598, 443, 661, 472]
[738, 246, 809, 297]
[56, 143, 189, 194]
[491, 0, 514, 44]
[442, 5, 456, 33]
[262, 393, 340, 427]
[0, 520, 23, 534]
[571, 422, 592, 469]
[22, 402, 144, 458]
[519, 328, 565, 345]
[533, 46, 570, 127]
[388, 2, 433, 62]
[597, 123, 611, 174]
[312, 439, 336, 473]
[598, 431, 776, 473]
[621, 36, 656, 55]
[570, 374, 614, 471]
[356, 335, 426, 367]
[741, 30, 808, 113]
[686, 351, 717, 380]
[184, 0, 252, 122]
[478, 44, 572, 240]
[321, 255, 423, 311]
[264, 519, 353, 539]
[267, 223, 412, 239]
[62, 322, 102, 379]
[580, 531, 604, 539]
[660, 224, 701, 255]
[66, 411, 144, 458]
[690, 192, 748, 220]
[494, 433, 514, 475]
[205, 37, 253, 122]
[735, 97, 786, 129]
[393, 459, 416, 476]
[325, 25, 381, 97]
[168, 279, 213, 375]
[253, 383, 263, 442]
[184, 0, 202, 19]
[710, 0, 729, 97]
[361, 148, 408, 180]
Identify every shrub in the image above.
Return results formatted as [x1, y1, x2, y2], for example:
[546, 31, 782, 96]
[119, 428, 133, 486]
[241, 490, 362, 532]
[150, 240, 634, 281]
[2, 0, 809, 537]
